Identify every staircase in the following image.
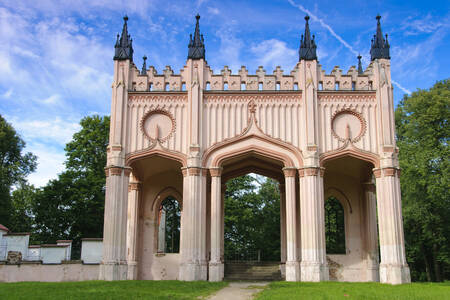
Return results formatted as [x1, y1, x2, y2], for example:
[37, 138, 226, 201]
[224, 262, 283, 281]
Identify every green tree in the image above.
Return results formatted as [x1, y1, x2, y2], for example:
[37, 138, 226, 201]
[395, 79, 450, 281]
[224, 175, 280, 261]
[32, 115, 109, 257]
[0, 115, 37, 227]
[9, 183, 36, 233]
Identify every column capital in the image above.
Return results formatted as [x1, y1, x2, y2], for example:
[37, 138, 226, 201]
[128, 182, 141, 192]
[282, 167, 297, 177]
[105, 166, 132, 177]
[298, 166, 324, 177]
[181, 166, 207, 177]
[373, 167, 400, 178]
[209, 167, 223, 177]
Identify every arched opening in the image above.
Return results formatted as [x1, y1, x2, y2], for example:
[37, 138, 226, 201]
[157, 196, 181, 253]
[325, 196, 346, 254]
[224, 174, 280, 262]
[321, 154, 379, 281]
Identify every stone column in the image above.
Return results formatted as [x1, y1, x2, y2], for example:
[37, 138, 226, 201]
[299, 167, 329, 282]
[279, 183, 287, 278]
[209, 168, 224, 281]
[126, 177, 141, 280]
[283, 168, 300, 281]
[179, 167, 208, 281]
[221, 184, 226, 263]
[99, 166, 131, 280]
[374, 168, 410, 284]
[362, 181, 379, 282]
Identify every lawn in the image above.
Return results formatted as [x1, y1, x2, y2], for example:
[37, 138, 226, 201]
[0, 280, 228, 300]
[255, 281, 450, 300]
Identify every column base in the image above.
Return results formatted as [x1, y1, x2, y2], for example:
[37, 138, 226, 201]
[280, 262, 286, 279]
[380, 263, 411, 284]
[127, 261, 138, 280]
[301, 262, 329, 282]
[285, 261, 300, 281]
[179, 262, 208, 281]
[208, 262, 224, 282]
[99, 261, 128, 281]
[366, 261, 379, 282]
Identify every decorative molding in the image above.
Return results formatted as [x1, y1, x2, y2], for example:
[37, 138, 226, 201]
[204, 93, 301, 103]
[331, 108, 367, 143]
[282, 167, 297, 177]
[140, 109, 176, 143]
[209, 167, 223, 177]
[128, 182, 141, 192]
[128, 94, 187, 103]
[109, 167, 123, 176]
[373, 168, 382, 178]
[383, 167, 396, 177]
[318, 92, 376, 102]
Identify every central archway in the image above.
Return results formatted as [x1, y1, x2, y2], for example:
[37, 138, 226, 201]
[204, 134, 303, 281]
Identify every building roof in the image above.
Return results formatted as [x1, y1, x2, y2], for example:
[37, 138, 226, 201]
[0, 224, 9, 232]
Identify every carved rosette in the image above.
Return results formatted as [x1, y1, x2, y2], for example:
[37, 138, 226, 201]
[140, 109, 176, 143]
[331, 109, 367, 143]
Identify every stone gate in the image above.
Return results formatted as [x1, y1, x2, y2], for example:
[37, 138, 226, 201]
[99, 14, 410, 284]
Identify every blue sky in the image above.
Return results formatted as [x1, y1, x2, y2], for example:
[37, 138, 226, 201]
[1, 0, 449, 187]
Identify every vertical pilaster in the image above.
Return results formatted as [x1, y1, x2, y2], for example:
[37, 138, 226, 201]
[299, 167, 329, 282]
[279, 183, 287, 278]
[179, 167, 208, 281]
[99, 166, 131, 280]
[126, 176, 141, 280]
[283, 168, 300, 281]
[362, 181, 379, 282]
[209, 168, 224, 281]
[374, 168, 410, 284]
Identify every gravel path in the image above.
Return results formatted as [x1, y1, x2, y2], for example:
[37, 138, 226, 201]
[206, 282, 269, 300]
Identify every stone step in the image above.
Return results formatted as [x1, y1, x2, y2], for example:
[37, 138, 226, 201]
[224, 262, 282, 281]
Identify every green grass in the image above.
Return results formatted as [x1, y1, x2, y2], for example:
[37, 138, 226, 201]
[0, 280, 228, 300]
[255, 281, 450, 300]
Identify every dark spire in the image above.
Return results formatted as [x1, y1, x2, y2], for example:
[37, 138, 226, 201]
[299, 15, 317, 61]
[141, 55, 147, 75]
[357, 54, 363, 74]
[188, 14, 205, 60]
[114, 16, 134, 61]
[370, 15, 390, 61]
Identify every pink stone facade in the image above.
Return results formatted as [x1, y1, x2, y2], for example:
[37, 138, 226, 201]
[99, 16, 410, 284]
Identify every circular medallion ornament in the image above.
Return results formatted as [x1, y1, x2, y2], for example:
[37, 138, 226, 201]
[140, 109, 176, 143]
[331, 109, 366, 143]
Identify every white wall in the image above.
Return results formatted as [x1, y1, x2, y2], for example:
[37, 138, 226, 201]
[0, 263, 99, 282]
[41, 246, 68, 264]
[81, 240, 103, 264]
[3, 234, 29, 259]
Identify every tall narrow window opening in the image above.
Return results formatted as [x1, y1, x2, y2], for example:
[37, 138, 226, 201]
[325, 196, 346, 254]
[157, 197, 181, 253]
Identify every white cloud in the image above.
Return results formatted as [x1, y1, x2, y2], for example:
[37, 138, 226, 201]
[1, 88, 13, 98]
[7, 116, 81, 147]
[251, 39, 297, 71]
[207, 7, 220, 15]
[401, 14, 448, 36]
[25, 142, 66, 187]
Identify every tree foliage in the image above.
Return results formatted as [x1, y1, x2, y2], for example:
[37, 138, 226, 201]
[0, 114, 37, 227]
[395, 79, 450, 281]
[224, 175, 280, 261]
[31, 115, 110, 256]
[325, 197, 346, 254]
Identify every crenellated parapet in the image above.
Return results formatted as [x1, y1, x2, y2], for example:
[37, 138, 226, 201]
[128, 62, 378, 93]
